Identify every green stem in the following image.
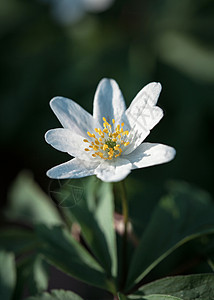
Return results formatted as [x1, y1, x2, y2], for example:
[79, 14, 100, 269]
[119, 180, 129, 289]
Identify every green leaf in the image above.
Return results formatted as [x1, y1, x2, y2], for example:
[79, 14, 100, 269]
[0, 251, 16, 300]
[14, 254, 49, 299]
[6, 171, 62, 225]
[119, 293, 182, 300]
[0, 228, 38, 255]
[118, 292, 130, 300]
[59, 178, 117, 278]
[132, 274, 214, 300]
[208, 257, 214, 272]
[133, 295, 182, 300]
[26, 289, 83, 300]
[36, 224, 116, 293]
[126, 182, 214, 290]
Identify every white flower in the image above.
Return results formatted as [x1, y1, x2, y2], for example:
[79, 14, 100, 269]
[39, 0, 114, 25]
[45, 78, 176, 182]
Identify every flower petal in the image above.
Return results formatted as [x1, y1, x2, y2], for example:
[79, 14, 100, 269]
[125, 142, 176, 169]
[93, 78, 126, 125]
[94, 158, 132, 182]
[47, 158, 99, 179]
[45, 128, 98, 161]
[123, 82, 163, 155]
[50, 97, 100, 138]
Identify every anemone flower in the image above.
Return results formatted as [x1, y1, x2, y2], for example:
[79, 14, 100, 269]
[45, 79, 176, 182]
[40, 0, 115, 25]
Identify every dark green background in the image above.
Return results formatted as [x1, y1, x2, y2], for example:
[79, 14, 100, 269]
[1, 1, 214, 299]
[1, 0, 214, 198]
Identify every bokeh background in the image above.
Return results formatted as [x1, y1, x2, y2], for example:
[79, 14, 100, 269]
[1, 0, 214, 298]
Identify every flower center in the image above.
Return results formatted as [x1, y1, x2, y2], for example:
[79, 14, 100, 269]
[83, 117, 129, 160]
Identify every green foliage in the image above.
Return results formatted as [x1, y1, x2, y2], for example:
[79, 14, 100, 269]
[60, 178, 117, 278]
[6, 171, 62, 225]
[0, 228, 38, 255]
[131, 274, 214, 300]
[1, 173, 214, 299]
[36, 224, 116, 293]
[27, 289, 84, 300]
[118, 293, 129, 300]
[134, 296, 182, 300]
[14, 254, 49, 299]
[0, 251, 16, 300]
[125, 181, 214, 290]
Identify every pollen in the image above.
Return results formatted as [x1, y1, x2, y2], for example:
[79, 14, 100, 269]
[83, 117, 130, 160]
[103, 144, 109, 151]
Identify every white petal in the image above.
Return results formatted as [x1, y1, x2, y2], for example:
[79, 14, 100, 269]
[50, 97, 100, 138]
[95, 158, 132, 182]
[93, 78, 126, 125]
[124, 82, 163, 155]
[45, 128, 91, 160]
[47, 158, 99, 179]
[125, 142, 176, 169]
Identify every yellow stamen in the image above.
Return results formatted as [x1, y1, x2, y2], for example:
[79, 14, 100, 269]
[122, 131, 129, 136]
[93, 145, 99, 151]
[98, 152, 104, 158]
[87, 131, 95, 138]
[103, 144, 108, 151]
[84, 116, 130, 161]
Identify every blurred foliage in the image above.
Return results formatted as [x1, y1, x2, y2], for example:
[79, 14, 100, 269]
[0, 251, 16, 300]
[0, 0, 214, 298]
[0, 0, 214, 198]
[1, 173, 214, 299]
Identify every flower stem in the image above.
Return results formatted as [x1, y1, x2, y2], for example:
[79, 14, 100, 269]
[119, 180, 129, 289]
